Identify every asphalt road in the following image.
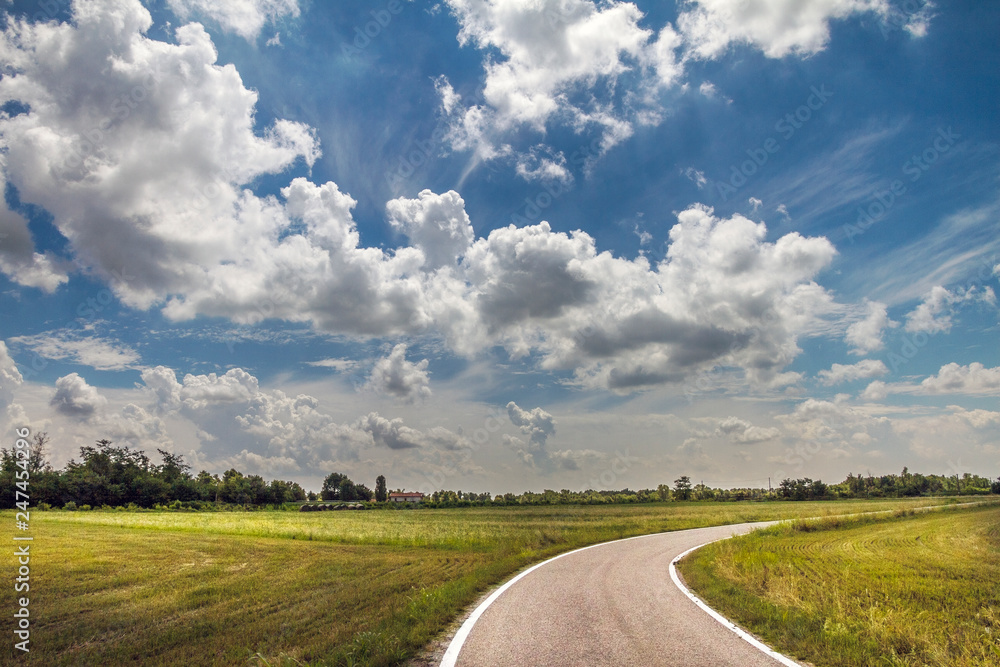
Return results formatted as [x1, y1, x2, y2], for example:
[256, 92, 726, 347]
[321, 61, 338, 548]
[446, 521, 798, 667]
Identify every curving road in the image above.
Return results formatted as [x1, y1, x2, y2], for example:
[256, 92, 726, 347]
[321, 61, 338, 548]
[443, 521, 801, 667]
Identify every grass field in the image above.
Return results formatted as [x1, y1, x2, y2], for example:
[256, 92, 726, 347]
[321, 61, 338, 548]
[0, 498, 969, 666]
[679, 502, 1000, 667]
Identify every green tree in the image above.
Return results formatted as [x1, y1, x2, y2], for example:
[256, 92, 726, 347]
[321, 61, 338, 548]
[673, 476, 692, 501]
[322, 472, 352, 500]
[375, 474, 387, 502]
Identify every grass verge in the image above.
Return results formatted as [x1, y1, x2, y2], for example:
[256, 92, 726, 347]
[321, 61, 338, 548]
[0, 498, 969, 666]
[678, 502, 1000, 667]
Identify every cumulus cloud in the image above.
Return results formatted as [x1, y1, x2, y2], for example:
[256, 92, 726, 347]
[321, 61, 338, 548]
[0, 2, 845, 394]
[520, 205, 838, 390]
[166, 0, 300, 40]
[439, 0, 669, 169]
[364, 344, 432, 403]
[775, 395, 891, 459]
[678, 0, 889, 59]
[861, 380, 888, 401]
[0, 1, 320, 309]
[715, 416, 780, 443]
[904, 286, 994, 334]
[818, 359, 888, 386]
[50, 373, 107, 420]
[387, 190, 475, 270]
[9, 332, 140, 371]
[0, 170, 69, 292]
[917, 362, 1000, 396]
[845, 300, 895, 354]
[507, 401, 556, 446]
[355, 412, 425, 450]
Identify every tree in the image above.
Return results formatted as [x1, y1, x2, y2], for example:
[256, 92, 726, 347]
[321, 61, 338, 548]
[673, 476, 692, 501]
[375, 474, 388, 502]
[322, 472, 351, 500]
[992, 477, 1000, 495]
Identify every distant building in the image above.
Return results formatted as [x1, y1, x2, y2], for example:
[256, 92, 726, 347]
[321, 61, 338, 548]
[388, 492, 425, 503]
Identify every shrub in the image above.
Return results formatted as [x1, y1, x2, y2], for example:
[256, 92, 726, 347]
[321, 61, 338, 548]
[80, 504, 92, 511]
[63, 501, 77, 511]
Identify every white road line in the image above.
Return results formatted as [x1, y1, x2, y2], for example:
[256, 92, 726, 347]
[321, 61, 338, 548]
[669, 540, 803, 667]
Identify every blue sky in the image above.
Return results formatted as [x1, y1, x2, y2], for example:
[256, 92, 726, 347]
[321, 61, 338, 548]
[0, 0, 998, 494]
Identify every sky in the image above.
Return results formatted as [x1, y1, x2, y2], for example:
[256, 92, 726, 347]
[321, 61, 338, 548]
[0, 0, 998, 495]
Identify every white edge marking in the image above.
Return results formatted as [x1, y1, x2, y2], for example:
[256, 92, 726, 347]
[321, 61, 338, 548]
[440, 531, 665, 667]
[670, 538, 803, 667]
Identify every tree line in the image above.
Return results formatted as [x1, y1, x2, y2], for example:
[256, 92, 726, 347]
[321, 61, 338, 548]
[1, 435, 998, 510]
[0, 435, 308, 509]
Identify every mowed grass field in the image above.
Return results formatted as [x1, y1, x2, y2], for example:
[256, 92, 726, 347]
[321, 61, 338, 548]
[0, 498, 967, 666]
[679, 502, 1000, 667]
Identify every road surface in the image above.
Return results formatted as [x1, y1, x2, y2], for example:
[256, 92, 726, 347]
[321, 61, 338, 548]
[445, 521, 799, 667]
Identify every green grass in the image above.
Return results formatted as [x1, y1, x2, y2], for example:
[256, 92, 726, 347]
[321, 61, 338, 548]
[0, 498, 967, 666]
[679, 502, 1000, 667]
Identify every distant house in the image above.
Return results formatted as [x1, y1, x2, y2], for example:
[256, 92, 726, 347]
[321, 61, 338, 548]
[388, 492, 425, 504]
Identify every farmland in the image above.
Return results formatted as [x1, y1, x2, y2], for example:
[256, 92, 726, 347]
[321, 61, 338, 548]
[0, 497, 971, 666]
[679, 502, 1000, 667]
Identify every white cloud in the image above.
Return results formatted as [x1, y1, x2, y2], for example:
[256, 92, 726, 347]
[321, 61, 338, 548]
[50, 373, 107, 420]
[748, 197, 763, 212]
[715, 416, 780, 443]
[683, 167, 708, 189]
[0, 169, 69, 292]
[845, 299, 895, 354]
[387, 190, 475, 270]
[818, 359, 888, 386]
[678, 0, 890, 59]
[904, 285, 993, 334]
[0, 2, 846, 395]
[917, 362, 1000, 396]
[861, 380, 887, 401]
[166, 0, 300, 40]
[305, 358, 359, 372]
[0, 2, 320, 309]
[9, 332, 140, 371]
[364, 344, 432, 404]
[507, 401, 556, 446]
[356, 412, 424, 450]
[439, 0, 670, 171]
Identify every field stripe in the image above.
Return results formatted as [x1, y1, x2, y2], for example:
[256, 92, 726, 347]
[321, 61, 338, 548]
[669, 540, 805, 667]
